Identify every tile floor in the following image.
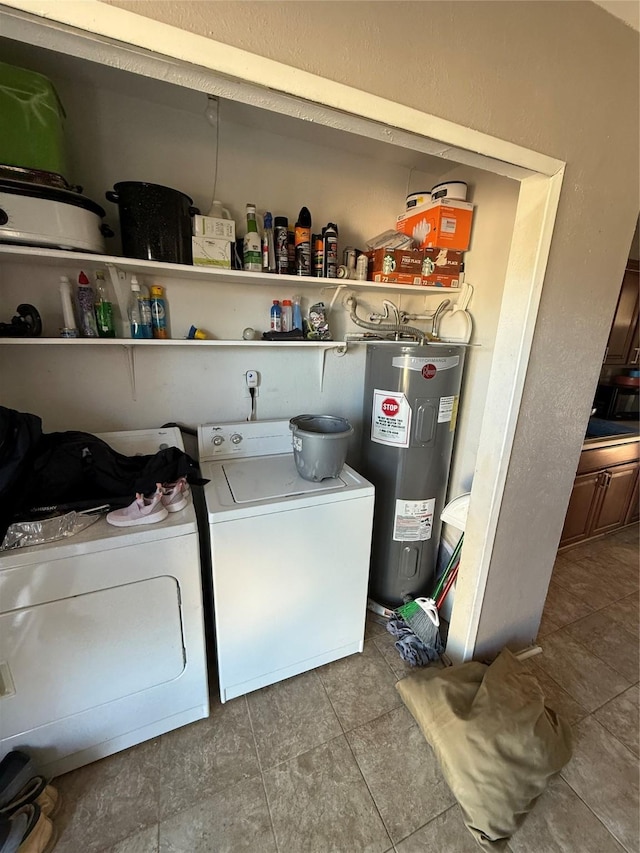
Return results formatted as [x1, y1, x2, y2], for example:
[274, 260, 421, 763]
[51, 525, 639, 853]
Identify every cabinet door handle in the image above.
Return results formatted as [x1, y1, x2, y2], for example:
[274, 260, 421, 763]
[632, 347, 639, 365]
[603, 471, 612, 488]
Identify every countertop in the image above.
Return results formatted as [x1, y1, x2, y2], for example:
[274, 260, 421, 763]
[583, 418, 639, 449]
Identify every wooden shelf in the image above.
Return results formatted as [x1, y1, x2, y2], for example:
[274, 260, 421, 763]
[0, 244, 459, 294]
[0, 337, 346, 349]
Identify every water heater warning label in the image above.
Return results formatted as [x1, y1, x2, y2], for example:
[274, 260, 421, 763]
[393, 498, 436, 541]
[371, 389, 411, 447]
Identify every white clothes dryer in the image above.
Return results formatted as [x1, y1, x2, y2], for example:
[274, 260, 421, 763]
[0, 427, 208, 778]
[197, 419, 375, 703]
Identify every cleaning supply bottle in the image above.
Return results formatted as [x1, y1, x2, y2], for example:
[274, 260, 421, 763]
[76, 271, 98, 337]
[262, 211, 276, 273]
[59, 275, 78, 337]
[281, 299, 293, 332]
[322, 223, 338, 279]
[292, 294, 303, 332]
[128, 281, 144, 339]
[94, 270, 115, 338]
[131, 275, 153, 338]
[274, 216, 289, 275]
[270, 300, 282, 332]
[313, 233, 323, 277]
[150, 284, 169, 338]
[295, 206, 311, 276]
[243, 203, 262, 272]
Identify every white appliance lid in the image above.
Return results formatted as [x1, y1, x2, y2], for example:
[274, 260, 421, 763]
[223, 455, 345, 503]
[95, 427, 185, 455]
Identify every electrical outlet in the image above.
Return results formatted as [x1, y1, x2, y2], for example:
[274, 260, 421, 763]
[244, 369, 259, 398]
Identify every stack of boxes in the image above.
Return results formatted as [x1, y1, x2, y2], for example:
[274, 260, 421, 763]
[192, 214, 236, 268]
[367, 197, 474, 287]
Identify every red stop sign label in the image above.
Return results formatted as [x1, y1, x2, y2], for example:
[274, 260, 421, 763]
[381, 397, 400, 416]
[422, 363, 437, 380]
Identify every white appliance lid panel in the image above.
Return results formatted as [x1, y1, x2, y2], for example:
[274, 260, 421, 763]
[223, 455, 345, 503]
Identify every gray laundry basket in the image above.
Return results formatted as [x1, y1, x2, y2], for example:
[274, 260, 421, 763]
[289, 415, 353, 482]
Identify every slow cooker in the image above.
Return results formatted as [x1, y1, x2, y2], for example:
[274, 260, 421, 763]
[0, 178, 110, 253]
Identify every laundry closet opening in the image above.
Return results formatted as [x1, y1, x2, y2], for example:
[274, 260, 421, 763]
[0, 4, 564, 660]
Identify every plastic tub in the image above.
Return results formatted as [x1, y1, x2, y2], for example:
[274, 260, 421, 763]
[0, 61, 67, 177]
[289, 414, 353, 482]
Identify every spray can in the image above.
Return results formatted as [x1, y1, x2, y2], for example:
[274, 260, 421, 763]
[150, 284, 169, 339]
[294, 206, 312, 276]
[287, 228, 296, 274]
[343, 247, 357, 272]
[274, 216, 289, 274]
[355, 253, 369, 281]
[313, 233, 324, 277]
[322, 223, 338, 278]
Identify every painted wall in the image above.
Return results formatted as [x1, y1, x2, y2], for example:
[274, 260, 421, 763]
[99, 0, 640, 657]
[0, 40, 518, 507]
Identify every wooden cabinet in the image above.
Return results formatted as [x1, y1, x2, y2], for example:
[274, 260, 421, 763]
[559, 438, 639, 548]
[604, 260, 639, 366]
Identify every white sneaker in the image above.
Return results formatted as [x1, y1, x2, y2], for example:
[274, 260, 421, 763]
[106, 485, 169, 527]
[161, 477, 188, 513]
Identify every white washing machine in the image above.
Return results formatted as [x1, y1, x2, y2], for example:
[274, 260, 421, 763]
[0, 427, 209, 778]
[198, 419, 375, 703]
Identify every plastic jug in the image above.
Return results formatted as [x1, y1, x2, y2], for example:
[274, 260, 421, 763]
[206, 200, 232, 219]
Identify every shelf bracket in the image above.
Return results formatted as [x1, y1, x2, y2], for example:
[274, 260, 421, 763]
[121, 345, 137, 400]
[317, 344, 348, 391]
[321, 283, 349, 313]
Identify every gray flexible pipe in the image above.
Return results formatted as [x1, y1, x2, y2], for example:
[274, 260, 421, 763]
[345, 296, 427, 344]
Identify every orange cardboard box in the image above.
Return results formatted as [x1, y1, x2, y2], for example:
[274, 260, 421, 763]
[367, 247, 423, 286]
[422, 273, 459, 288]
[396, 199, 474, 251]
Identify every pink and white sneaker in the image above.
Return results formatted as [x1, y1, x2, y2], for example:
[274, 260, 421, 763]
[106, 484, 169, 527]
[161, 477, 189, 513]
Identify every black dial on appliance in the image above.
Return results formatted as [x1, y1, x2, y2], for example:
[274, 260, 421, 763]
[0, 209, 8, 226]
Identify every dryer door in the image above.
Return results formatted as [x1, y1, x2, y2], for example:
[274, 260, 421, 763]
[0, 575, 185, 739]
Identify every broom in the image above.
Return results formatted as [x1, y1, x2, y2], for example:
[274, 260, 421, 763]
[395, 534, 464, 649]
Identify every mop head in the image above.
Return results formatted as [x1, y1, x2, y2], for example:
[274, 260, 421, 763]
[395, 598, 442, 653]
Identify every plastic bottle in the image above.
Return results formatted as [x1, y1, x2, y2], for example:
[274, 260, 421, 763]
[322, 223, 338, 279]
[128, 281, 144, 339]
[77, 271, 98, 337]
[262, 211, 276, 273]
[292, 294, 303, 332]
[281, 299, 293, 332]
[206, 200, 232, 219]
[150, 284, 169, 338]
[243, 203, 262, 272]
[59, 275, 78, 337]
[270, 299, 282, 332]
[294, 206, 312, 276]
[274, 216, 289, 274]
[131, 275, 153, 338]
[94, 271, 115, 338]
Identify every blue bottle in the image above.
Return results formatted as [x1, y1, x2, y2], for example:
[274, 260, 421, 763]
[292, 295, 303, 332]
[270, 300, 282, 332]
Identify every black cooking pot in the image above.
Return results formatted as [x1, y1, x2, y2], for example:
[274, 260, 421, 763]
[106, 182, 198, 264]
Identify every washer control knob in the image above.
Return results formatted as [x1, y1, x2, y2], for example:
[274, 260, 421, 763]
[212, 435, 225, 446]
[230, 433, 243, 445]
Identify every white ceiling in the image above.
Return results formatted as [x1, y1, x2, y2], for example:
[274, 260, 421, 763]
[592, 1, 640, 32]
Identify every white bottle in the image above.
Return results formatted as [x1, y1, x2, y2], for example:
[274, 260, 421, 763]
[207, 200, 232, 219]
[59, 275, 78, 337]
